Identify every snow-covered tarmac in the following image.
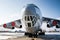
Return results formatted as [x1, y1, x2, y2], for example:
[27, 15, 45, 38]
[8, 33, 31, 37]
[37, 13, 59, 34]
[0, 33, 24, 40]
[0, 36, 17, 40]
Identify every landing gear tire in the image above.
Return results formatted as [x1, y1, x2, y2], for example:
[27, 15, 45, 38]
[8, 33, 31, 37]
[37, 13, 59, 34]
[33, 33, 37, 38]
[34, 35, 37, 38]
[29, 34, 37, 38]
[29, 34, 33, 37]
[12, 27, 14, 29]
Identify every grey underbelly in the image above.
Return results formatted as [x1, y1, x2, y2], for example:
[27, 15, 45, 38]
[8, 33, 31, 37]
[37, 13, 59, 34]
[26, 27, 37, 33]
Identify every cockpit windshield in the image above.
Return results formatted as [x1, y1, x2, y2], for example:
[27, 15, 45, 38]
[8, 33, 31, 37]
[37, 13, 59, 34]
[30, 16, 33, 21]
[24, 15, 33, 21]
[24, 15, 37, 21]
[24, 15, 38, 27]
[27, 16, 30, 21]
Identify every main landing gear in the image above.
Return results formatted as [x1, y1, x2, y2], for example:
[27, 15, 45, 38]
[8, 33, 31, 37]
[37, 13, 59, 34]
[25, 32, 45, 38]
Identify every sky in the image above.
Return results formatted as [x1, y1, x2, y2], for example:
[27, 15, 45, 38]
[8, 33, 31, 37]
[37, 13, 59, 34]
[0, 0, 60, 24]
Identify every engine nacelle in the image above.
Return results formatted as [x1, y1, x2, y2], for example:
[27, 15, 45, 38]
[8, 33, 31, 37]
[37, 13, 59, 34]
[47, 20, 57, 28]
[3, 22, 15, 29]
[56, 24, 60, 28]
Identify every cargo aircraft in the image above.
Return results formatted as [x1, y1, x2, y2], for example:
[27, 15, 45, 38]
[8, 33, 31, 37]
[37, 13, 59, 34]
[0, 4, 60, 39]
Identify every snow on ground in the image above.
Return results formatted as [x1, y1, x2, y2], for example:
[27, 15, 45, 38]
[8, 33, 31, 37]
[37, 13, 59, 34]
[0, 26, 25, 40]
[0, 36, 17, 40]
[0, 33, 24, 40]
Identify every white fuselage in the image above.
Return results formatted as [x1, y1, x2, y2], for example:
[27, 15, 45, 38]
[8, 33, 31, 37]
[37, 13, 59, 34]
[21, 4, 42, 33]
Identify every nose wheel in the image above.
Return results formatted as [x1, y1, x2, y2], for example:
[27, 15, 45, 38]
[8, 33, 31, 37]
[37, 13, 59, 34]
[29, 33, 37, 38]
[25, 32, 37, 38]
[32, 39, 34, 40]
[31, 38, 37, 40]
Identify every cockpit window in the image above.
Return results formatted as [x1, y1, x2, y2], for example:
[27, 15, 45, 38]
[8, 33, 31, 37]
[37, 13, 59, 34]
[30, 16, 33, 21]
[24, 15, 38, 27]
[25, 16, 26, 21]
[25, 16, 33, 21]
[27, 23, 31, 27]
[24, 15, 37, 22]
[27, 16, 30, 21]
[32, 16, 38, 26]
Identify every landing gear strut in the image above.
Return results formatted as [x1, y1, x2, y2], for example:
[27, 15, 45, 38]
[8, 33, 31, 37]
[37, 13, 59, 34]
[25, 32, 37, 38]
[25, 29, 45, 38]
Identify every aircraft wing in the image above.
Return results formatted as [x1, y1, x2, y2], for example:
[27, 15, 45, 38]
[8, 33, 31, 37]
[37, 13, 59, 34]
[1, 19, 22, 29]
[42, 17, 60, 28]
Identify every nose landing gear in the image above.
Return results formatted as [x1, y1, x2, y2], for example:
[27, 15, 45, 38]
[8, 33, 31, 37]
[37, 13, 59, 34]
[25, 32, 37, 38]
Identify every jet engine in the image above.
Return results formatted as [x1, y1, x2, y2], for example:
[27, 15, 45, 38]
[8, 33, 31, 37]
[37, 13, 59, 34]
[3, 22, 15, 29]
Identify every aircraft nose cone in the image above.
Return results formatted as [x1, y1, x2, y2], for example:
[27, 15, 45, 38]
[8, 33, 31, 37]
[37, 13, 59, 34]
[23, 4, 39, 16]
